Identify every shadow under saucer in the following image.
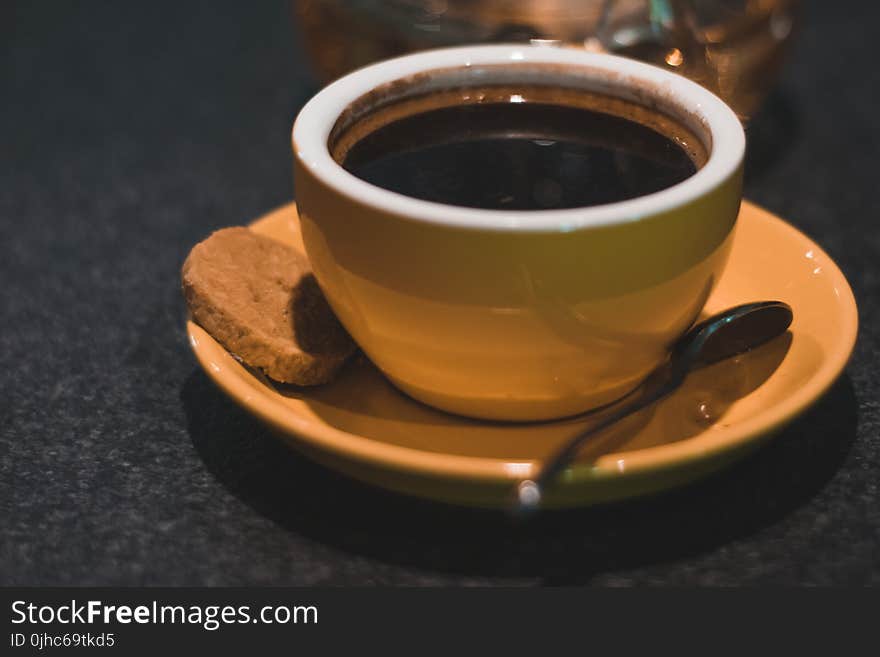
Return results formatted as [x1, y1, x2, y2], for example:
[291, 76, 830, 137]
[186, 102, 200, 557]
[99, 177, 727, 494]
[181, 369, 857, 582]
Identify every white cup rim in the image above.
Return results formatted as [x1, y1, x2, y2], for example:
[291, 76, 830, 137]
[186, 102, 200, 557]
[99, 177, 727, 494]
[292, 44, 745, 232]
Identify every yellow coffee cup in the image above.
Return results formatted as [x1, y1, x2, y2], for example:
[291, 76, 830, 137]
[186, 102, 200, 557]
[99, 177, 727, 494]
[293, 45, 745, 421]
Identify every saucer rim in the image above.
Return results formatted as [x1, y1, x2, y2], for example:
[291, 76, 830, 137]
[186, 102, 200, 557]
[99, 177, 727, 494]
[186, 200, 858, 486]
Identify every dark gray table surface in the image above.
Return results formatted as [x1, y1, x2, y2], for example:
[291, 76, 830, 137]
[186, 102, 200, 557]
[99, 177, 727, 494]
[2, 0, 877, 586]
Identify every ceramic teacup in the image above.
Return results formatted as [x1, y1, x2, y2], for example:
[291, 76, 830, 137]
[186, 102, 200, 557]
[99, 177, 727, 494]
[292, 45, 745, 421]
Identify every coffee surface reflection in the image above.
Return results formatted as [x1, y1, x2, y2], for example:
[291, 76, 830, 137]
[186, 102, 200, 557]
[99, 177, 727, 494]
[337, 86, 704, 210]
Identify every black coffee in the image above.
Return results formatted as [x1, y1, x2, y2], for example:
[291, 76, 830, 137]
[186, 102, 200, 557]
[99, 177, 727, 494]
[334, 86, 705, 211]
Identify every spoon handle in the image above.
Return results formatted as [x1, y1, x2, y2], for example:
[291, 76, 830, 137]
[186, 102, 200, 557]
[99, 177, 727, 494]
[512, 373, 674, 516]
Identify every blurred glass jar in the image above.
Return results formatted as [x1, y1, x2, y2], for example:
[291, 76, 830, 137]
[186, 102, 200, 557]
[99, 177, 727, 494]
[293, 0, 800, 118]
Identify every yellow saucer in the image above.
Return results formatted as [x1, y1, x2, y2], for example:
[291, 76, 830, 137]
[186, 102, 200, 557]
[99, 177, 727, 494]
[186, 201, 858, 508]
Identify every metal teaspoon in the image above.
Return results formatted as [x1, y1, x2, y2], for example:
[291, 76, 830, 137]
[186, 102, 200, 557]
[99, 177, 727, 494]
[513, 300, 794, 515]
